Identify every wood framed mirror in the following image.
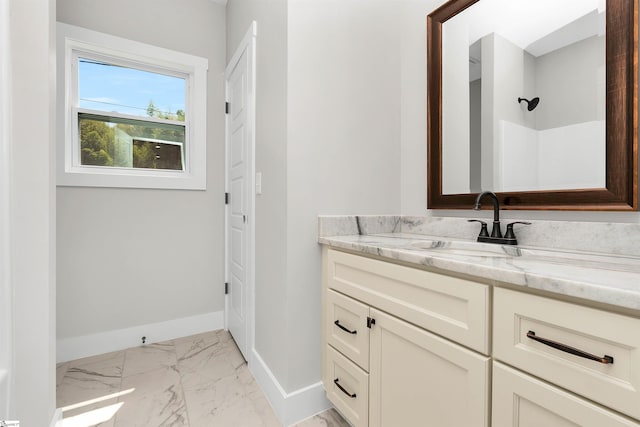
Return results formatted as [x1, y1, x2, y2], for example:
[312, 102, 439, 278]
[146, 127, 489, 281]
[427, 0, 638, 210]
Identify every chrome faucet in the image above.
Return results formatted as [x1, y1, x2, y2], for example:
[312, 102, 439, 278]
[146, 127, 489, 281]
[468, 191, 530, 245]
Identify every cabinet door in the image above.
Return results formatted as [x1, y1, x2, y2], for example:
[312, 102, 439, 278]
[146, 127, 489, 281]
[493, 362, 640, 427]
[369, 309, 490, 427]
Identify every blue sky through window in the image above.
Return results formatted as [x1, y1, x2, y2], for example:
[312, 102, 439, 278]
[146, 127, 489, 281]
[78, 58, 186, 120]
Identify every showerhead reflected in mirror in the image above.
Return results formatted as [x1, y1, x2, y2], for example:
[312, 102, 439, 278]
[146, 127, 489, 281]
[518, 97, 540, 111]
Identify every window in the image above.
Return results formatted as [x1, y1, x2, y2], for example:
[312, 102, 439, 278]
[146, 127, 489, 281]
[57, 23, 208, 189]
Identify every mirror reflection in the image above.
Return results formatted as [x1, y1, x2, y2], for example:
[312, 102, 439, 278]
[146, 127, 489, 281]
[442, 0, 606, 195]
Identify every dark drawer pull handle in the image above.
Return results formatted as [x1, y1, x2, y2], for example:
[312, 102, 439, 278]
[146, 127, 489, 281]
[527, 331, 614, 364]
[334, 320, 357, 335]
[334, 378, 356, 398]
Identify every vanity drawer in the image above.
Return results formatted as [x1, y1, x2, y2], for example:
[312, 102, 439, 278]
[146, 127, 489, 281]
[326, 289, 370, 370]
[326, 249, 490, 353]
[494, 287, 640, 420]
[325, 345, 369, 427]
[493, 362, 640, 427]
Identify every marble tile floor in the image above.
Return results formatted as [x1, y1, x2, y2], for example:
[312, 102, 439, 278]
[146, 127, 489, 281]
[56, 329, 350, 427]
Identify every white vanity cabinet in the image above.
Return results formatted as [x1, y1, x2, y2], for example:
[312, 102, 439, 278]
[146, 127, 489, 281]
[322, 248, 490, 427]
[322, 247, 640, 426]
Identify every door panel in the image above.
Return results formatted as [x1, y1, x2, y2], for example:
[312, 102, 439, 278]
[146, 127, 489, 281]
[226, 43, 250, 359]
[369, 309, 490, 427]
[492, 362, 640, 427]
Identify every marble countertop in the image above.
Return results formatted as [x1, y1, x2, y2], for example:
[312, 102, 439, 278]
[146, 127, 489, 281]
[319, 232, 640, 312]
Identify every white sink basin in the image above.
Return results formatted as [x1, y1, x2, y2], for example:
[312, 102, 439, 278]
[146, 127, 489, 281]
[408, 239, 640, 273]
[410, 240, 515, 258]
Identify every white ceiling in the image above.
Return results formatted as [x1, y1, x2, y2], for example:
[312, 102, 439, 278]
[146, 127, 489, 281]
[454, 0, 605, 57]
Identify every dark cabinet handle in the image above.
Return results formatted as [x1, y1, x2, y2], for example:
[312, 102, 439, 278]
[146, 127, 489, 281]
[334, 320, 357, 335]
[527, 331, 613, 364]
[334, 378, 356, 398]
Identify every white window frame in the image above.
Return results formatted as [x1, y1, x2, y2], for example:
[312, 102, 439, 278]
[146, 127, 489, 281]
[56, 23, 208, 190]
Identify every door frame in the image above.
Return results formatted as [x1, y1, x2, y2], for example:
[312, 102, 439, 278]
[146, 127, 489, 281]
[224, 21, 257, 364]
[0, 0, 14, 416]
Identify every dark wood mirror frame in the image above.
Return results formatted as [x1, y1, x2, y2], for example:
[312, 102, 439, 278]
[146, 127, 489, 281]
[427, 0, 638, 211]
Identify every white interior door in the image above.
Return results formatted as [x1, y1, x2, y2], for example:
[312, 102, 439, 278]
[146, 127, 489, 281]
[225, 22, 256, 362]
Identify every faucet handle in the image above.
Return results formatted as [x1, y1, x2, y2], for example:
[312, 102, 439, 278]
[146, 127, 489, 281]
[468, 219, 489, 237]
[505, 221, 531, 239]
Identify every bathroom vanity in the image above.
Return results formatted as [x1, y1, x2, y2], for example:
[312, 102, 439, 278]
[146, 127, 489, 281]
[323, 0, 640, 423]
[319, 216, 640, 427]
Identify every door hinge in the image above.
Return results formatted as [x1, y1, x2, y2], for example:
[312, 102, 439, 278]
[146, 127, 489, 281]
[225, 192, 229, 205]
[225, 282, 229, 294]
[225, 102, 229, 114]
[367, 317, 376, 328]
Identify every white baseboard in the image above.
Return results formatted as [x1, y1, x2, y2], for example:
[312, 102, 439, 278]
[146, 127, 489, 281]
[249, 349, 331, 426]
[56, 311, 224, 363]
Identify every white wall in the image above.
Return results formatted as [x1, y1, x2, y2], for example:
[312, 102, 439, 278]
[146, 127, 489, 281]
[7, 0, 57, 425]
[287, 0, 402, 390]
[442, 13, 470, 194]
[536, 35, 605, 130]
[56, 0, 226, 347]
